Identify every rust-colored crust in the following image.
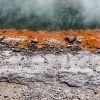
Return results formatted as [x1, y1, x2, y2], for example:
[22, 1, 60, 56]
[0, 29, 100, 50]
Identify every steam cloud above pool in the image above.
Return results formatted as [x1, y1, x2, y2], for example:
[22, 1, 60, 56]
[0, 0, 100, 31]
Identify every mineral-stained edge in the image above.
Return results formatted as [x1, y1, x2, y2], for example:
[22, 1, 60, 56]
[0, 29, 100, 50]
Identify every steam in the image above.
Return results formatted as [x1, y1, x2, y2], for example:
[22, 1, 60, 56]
[82, 0, 100, 27]
[0, 0, 100, 31]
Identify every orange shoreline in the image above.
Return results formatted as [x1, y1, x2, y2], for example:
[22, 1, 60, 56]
[0, 29, 100, 50]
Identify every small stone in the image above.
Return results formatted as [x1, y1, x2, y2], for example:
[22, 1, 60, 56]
[4, 96, 9, 98]
[3, 29, 7, 33]
[96, 50, 100, 54]
[0, 36, 6, 42]
[65, 36, 76, 43]
[32, 38, 38, 43]
[12, 48, 22, 52]
[76, 36, 84, 43]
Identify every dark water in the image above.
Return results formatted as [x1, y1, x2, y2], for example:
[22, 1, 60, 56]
[0, 0, 100, 31]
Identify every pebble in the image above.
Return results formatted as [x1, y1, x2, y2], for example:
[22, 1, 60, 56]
[65, 36, 76, 43]
[76, 36, 84, 43]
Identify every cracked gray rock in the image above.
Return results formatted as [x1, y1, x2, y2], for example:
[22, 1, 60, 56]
[0, 50, 100, 99]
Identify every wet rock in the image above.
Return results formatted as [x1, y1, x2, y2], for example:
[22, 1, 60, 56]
[65, 36, 76, 43]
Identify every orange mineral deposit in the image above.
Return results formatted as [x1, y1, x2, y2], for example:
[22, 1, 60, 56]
[0, 29, 100, 50]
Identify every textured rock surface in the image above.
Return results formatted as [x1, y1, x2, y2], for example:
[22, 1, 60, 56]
[0, 29, 100, 99]
[0, 82, 30, 100]
[0, 50, 100, 85]
[0, 49, 100, 99]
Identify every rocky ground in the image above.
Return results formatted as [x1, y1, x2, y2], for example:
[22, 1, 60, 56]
[0, 29, 100, 100]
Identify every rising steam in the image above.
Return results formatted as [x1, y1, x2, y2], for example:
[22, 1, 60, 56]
[0, 0, 100, 31]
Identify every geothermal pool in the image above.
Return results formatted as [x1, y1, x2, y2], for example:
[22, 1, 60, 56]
[0, 0, 100, 31]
